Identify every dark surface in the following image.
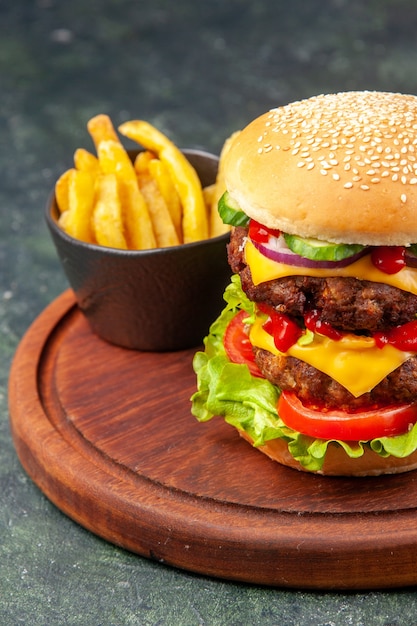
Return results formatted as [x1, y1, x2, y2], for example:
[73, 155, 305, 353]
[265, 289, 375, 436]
[3, 1, 417, 624]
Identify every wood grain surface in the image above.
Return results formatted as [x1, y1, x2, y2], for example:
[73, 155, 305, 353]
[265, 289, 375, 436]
[8, 290, 417, 590]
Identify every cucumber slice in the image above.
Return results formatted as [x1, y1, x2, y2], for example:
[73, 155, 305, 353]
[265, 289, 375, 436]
[283, 233, 365, 262]
[218, 191, 250, 227]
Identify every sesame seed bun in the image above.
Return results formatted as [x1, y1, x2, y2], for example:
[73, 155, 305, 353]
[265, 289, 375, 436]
[224, 91, 417, 246]
[239, 431, 417, 476]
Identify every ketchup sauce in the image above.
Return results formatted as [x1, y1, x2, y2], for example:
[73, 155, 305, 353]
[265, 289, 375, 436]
[371, 246, 406, 274]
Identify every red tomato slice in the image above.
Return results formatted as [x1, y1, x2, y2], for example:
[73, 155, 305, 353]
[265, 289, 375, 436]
[224, 311, 264, 378]
[278, 391, 417, 441]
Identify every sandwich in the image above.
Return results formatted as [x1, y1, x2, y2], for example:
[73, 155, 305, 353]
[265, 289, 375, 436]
[191, 90, 417, 476]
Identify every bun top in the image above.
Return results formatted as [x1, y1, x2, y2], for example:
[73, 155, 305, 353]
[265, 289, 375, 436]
[224, 91, 417, 246]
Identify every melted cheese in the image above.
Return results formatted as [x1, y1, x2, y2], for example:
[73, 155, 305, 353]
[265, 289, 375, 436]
[245, 240, 417, 295]
[250, 316, 413, 397]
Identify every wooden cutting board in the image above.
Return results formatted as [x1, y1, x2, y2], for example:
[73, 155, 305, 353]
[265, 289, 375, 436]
[8, 290, 417, 590]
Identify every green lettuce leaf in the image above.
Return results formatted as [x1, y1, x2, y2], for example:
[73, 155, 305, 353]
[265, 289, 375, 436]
[191, 275, 417, 472]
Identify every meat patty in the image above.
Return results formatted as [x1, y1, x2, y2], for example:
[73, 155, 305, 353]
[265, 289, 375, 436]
[254, 347, 417, 410]
[228, 227, 417, 332]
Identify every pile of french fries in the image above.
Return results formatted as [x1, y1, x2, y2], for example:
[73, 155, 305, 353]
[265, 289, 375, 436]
[54, 114, 236, 249]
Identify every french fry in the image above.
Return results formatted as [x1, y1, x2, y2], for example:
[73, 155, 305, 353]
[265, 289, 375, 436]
[149, 158, 182, 242]
[203, 184, 216, 214]
[121, 177, 157, 250]
[209, 131, 240, 237]
[74, 148, 100, 174]
[137, 168, 180, 248]
[55, 167, 75, 213]
[87, 114, 120, 151]
[92, 174, 127, 249]
[118, 120, 209, 243]
[96, 139, 136, 179]
[57, 115, 233, 251]
[134, 150, 155, 175]
[97, 140, 156, 249]
[58, 169, 95, 243]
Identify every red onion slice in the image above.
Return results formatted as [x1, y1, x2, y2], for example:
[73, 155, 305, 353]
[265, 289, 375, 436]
[252, 235, 369, 269]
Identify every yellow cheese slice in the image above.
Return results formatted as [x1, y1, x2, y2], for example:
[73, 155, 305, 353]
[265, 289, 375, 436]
[245, 240, 417, 295]
[250, 316, 414, 397]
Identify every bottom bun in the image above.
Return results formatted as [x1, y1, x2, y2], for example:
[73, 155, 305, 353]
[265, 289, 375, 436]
[239, 431, 417, 476]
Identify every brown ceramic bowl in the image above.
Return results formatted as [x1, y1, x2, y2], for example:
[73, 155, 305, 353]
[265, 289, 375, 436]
[45, 149, 231, 351]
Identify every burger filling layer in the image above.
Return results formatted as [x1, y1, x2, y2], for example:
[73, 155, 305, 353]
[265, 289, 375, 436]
[228, 225, 417, 411]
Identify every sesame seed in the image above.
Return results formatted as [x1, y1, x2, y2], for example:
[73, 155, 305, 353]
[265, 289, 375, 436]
[401, 193, 407, 203]
[260, 91, 417, 197]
